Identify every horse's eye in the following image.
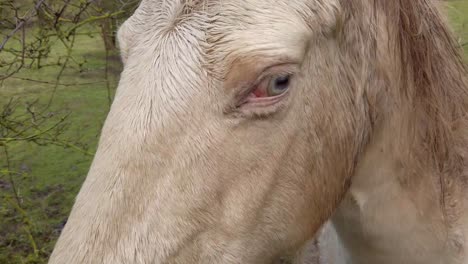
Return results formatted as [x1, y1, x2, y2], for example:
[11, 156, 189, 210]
[251, 74, 292, 98]
[267, 75, 290, 96]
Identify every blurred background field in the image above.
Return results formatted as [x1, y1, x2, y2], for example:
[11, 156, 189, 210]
[0, 0, 136, 262]
[0, 0, 467, 263]
[448, 0, 468, 56]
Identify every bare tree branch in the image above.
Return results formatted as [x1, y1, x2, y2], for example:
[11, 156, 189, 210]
[0, 0, 47, 51]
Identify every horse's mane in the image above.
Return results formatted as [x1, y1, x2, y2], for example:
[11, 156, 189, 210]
[394, 0, 468, 137]
[375, 0, 468, 225]
[393, 0, 468, 167]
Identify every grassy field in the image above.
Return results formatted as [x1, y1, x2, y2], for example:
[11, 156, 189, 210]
[448, 0, 468, 57]
[0, 2, 468, 263]
[0, 29, 120, 263]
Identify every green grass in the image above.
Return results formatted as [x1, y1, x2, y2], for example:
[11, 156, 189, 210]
[448, 0, 468, 57]
[0, 2, 467, 263]
[0, 29, 120, 263]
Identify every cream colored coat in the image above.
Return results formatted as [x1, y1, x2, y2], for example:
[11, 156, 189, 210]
[49, 0, 468, 263]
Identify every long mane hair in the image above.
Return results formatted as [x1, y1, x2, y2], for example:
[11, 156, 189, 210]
[379, 0, 467, 226]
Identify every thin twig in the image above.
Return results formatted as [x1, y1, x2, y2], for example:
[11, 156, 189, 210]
[104, 43, 113, 108]
[43, 32, 77, 109]
[5, 197, 39, 256]
[65, 11, 126, 37]
[9, 76, 109, 86]
[0, 114, 70, 143]
[2, 145, 22, 208]
[0, 0, 47, 51]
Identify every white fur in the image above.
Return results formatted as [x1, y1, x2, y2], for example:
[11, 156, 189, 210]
[48, 1, 468, 263]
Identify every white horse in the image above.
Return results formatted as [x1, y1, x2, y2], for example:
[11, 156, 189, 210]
[49, 0, 468, 263]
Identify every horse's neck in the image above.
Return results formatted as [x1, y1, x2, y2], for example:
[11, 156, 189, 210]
[330, 112, 468, 264]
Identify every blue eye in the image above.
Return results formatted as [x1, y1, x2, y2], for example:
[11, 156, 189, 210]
[267, 75, 291, 96]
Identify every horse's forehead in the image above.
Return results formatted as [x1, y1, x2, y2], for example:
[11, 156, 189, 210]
[123, 0, 340, 78]
[130, 0, 316, 49]
[131, 0, 339, 34]
[137, 0, 319, 22]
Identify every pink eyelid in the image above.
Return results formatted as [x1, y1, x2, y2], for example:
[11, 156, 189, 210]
[234, 63, 298, 108]
[240, 89, 290, 107]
